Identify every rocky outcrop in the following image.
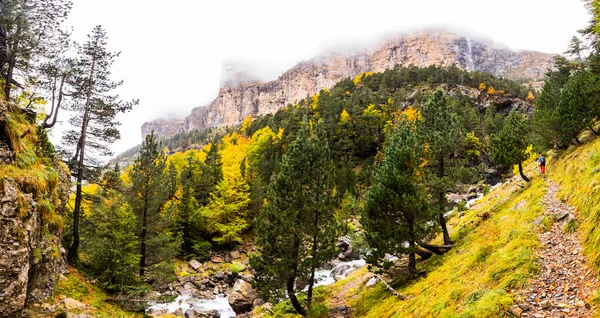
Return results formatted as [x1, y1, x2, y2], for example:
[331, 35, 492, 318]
[228, 279, 259, 314]
[0, 162, 70, 315]
[143, 29, 554, 140]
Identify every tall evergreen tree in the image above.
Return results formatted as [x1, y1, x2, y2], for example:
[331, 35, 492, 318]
[419, 90, 464, 245]
[252, 120, 338, 316]
[362, 121, 434, 274]
[63, 26, 137, 264]
[490, 110, 531, 182]
[0, 0, 71, 98]
[128, 132, 178, 279]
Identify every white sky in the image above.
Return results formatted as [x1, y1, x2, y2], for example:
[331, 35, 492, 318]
[55, 0, 590, 157]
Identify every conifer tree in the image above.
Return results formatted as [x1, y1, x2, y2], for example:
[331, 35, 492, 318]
[64, 26, 138, 264]
[362, 121, 434, 274]
[490, 110, 531, 182]
[419, 90, 464, 245]
[252, 120, 338, 316]
[0, 0, 72, 98]
[128, 132, 178, 279]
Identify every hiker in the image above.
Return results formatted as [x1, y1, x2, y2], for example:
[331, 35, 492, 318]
[537, 154, 546, 175]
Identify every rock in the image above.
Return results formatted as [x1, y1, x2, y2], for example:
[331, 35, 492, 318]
[331, 264, 355, 281]
[196, 310, 220, 318]
[540, 300, 551, 309]
[211, 256, 224, 263]
[67, 314, 93, 318]
[230, 250, 241, 259]
[190, 260, 202, 271]
[213, 286, 220, 295]
[240, 273, 253, 282]
[509, 305, 523, 316]
[174, 308, 185, 316]
[215, 271, 225, 280]
[63, 298, 86, 310]
[253, 298, 265, 307]
[184, 309, 196, 318]
[447, 193, 463, 203]
[228, 279, 259, 314]
[366, 277, 377, 287]
[143, 31, 552, 141]
[518, 303, 531, 311]
[262, 302, 274, 312]
[0, 163, 69, 315]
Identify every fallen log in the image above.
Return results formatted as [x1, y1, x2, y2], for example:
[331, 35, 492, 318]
[417, 241, 455, 255]
[375, 274, 406, 300]
[415, 247, 433, 260]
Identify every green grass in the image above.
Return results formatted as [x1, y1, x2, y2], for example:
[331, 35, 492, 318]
[551, 136, 600, 277]
[323, 170, 547, 317]
[52, 269, 141, 317]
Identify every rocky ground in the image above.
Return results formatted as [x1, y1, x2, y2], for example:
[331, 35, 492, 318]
[511, 181, 599, 318]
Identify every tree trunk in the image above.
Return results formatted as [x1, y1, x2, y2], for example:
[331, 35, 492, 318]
[67, 51, 96, 265]
[418, 241, 455, 255]
[139, 204, 147, 277]
[574, 136, 581, 145]
[42, 75, 65, 129]
[408, 225, 416, 274]
[3, 25, 20, 99]
[287, 238, 307, 316]
[306, 212, 320, 309]
[590, 125, 600, 136]
[518, 161, 530, 182]
[415, 247, 434, 260]
[438, 156, 453, 245]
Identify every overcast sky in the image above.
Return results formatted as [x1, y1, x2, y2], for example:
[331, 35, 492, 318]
[56, 0, 590, 156]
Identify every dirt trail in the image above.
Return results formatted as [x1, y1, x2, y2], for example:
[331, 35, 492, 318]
[514, 181, 599, 318]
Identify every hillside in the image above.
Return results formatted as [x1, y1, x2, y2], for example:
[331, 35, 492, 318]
[249, 133, 600, 318]
[142, 29, 554, 140]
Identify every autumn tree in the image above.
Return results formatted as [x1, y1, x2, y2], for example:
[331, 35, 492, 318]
[252, 120, 338, 315]
[362, 120, 434, 274]
[63, 26, 138, 264]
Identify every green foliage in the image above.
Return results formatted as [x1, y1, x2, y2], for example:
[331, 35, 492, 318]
[490, 110, 530, 181]
[362, 121, 435, 273]
[128, 132, 179, 283]
[252, 120, 338, 314]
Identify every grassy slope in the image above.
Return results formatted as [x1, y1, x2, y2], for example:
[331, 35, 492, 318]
[26, 268, 142, 317]
[550, 132, 600, 307]
[319, 160, 550, 318]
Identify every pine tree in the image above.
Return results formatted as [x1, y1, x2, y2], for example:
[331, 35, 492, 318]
[418, 90, 464, 245]
[128, 132, 179, 279]
[490, 110, 531, 182]
[64, 26, 138, 264]
[362, 121, 434, 274]
[252, 120, 338, 315]
[0, 0, 72, 98]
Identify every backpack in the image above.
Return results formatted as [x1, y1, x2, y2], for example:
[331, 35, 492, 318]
[540, 156, 546, 164]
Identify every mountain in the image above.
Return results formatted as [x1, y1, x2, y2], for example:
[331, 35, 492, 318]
[142, 29, 555, 140]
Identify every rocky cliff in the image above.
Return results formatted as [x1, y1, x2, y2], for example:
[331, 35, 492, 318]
[142, 30, 555, 140]
[0, 101, 70, 316]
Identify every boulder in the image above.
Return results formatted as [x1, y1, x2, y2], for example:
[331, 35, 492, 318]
[228, 279, 259, 314]
[229, 250, 241, 260]
[174, 308, 185, 316]
[197, 310, 220, 318]
[211, 256, 224, 263]
[63, 298, 86, 310]
[253, 298, 265, 307]
[366, 277, 377, 287]
[215, 271, 225, 280]
[184, 309, 196, 318]
[190, 260, 202, 271]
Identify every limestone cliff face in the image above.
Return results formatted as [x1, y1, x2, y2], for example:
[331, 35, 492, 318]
[0, 101, 70, 315]
[143, 30, 554, 139]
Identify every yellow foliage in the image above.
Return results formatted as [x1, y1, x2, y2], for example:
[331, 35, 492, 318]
[340, 109, 351, 123]
[345, 91, 351, 96]
[402, 106, 422, 123]
[479, 82, 487, 91]
[487, 86, 496, 95]
[527, 91, 535, 101]
[352, 72, 374, 85]
[310, 94, 319, 110]
[363, 104, 381, 118]
[241, 115, 253, 134]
